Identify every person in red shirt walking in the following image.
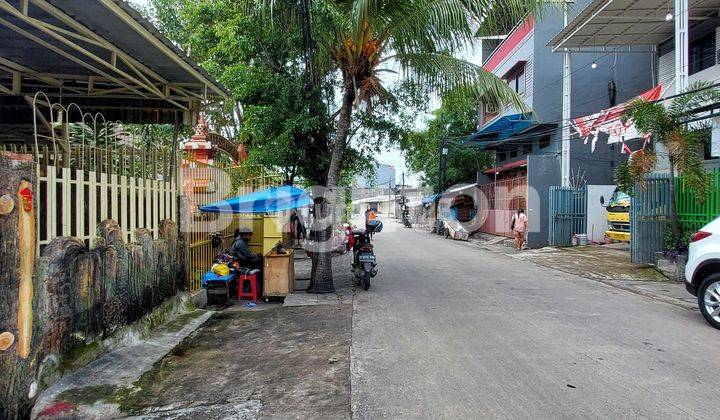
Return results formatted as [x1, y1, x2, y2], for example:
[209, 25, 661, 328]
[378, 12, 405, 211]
[511, 208, 528, 251]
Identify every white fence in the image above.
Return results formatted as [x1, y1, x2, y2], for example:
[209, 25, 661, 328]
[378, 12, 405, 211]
[2, 142, 178, 249]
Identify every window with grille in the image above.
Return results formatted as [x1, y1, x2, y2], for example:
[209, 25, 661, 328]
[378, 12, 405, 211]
[689, 32, 716, 75]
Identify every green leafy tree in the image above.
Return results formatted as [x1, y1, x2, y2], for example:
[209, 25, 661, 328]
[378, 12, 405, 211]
[399, 88, 492, 190]
[144, 0, 545, 292]
[616, 82, 720, 242]
[142, 0, 413, 187]
[140, 0, 332, 184]
[240, 0, 545, 292]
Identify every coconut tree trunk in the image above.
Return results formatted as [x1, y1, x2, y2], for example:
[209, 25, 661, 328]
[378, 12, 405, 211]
[307, 78, 355, 293]
[327, 80, 355, 187]
[307, 197, 335, 293]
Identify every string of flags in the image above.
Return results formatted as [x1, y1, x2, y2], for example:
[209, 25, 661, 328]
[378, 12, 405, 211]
[570, 85, 663, 154]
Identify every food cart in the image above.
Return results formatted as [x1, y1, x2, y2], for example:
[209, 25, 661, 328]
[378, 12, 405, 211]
[199, 185, 311, 300]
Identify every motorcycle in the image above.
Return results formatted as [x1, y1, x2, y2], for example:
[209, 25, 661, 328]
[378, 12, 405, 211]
[352, 225, 378, 290]
[402, 210, 412, 228]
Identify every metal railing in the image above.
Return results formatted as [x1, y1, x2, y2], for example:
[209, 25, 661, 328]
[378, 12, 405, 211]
[478, 176, 528, 237]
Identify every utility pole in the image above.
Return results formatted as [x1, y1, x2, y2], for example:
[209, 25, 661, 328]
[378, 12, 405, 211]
[388, 177, 393, 218]
[438, 138, 449, 193]
[400, 172, 406, 220]
[436, 138, 449, 234]
[561, 1, 571, 187]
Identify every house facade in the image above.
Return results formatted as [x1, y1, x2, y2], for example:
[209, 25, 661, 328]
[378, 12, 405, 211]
[549, 0, 720, 171]
[467, 2, 654, 248]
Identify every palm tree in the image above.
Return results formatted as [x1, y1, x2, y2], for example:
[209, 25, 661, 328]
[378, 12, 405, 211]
[618, 82, 720, 241]
[250, 0, 546, 292]
[313, 0, 543, 186]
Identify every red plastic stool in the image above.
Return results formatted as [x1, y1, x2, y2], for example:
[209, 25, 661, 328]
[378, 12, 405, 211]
[238, 269, 261, 302]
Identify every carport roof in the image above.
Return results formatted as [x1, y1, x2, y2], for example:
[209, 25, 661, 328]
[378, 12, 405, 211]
[548, 0, 720, 50]
[0, 0, 228, 124]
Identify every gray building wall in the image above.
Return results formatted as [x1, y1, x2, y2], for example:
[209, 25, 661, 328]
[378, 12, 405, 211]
[528, 4, 655, 163]
[526, 153, 561, 248]
[529, 9, 564, 130]
[485, 3, 654, 172]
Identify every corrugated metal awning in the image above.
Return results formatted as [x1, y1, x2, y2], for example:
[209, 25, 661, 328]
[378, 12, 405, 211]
[466, 113, 534, 143]
[0, 0, 229, 124]
[548, 0, 720, 50]
[483, 158, 527, 174]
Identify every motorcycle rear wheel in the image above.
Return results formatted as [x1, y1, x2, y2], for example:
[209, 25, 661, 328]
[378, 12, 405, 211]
[363, 270, 371, 290]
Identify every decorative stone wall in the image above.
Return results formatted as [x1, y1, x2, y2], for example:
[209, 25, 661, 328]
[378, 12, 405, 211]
[0, 153, 186, 417]
[0, 152, 37, 418]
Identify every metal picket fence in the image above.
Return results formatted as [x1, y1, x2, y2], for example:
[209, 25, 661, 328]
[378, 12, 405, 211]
[1, 127, 178, 250]
[676, 168, 720, 234]
[548, 186, 587, 246]
[630, 174, 672, 263]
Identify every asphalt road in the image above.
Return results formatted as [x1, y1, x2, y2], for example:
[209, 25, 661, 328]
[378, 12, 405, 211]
[351, 223, 720, 419]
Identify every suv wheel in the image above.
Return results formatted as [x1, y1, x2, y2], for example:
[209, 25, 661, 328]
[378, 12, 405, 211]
[698, 273, 720, 330]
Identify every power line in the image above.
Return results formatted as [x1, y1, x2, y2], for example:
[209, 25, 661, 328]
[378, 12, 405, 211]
[443, 81, 720, 149]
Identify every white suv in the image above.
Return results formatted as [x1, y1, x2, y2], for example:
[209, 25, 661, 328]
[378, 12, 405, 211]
[685, 217, 720, 329]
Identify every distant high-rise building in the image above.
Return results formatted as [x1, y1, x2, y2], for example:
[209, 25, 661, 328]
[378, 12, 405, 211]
[355, 164, 396, 188]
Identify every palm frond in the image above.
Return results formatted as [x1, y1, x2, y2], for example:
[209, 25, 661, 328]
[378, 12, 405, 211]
[351, 0, 376, 37]
[383, 0, 475, 54]
[627, 148, 658, 190]
[381, 0, 552, 55]
[388, 52, 527, 111]
[669, 81, 720, 121]
[623, 100, 673, 143]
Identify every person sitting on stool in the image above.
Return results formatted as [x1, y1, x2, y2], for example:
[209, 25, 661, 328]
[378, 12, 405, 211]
[231, 227, 264, 292]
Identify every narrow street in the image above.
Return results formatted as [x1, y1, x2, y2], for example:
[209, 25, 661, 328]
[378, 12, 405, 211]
[352, 224, 720, 418]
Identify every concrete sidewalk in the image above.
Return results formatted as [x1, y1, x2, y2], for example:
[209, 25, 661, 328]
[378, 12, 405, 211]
[468, 237, 697, 310]
[33, 302, 352, 419]
[33, 300, 214, 418]
[284, 250, 356, 307]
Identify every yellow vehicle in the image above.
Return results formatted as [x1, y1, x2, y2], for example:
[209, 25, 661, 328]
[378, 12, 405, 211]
[601, 188, 631, 242]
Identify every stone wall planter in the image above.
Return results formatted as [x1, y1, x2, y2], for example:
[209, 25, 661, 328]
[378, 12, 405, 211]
[654, 252, 688, 282]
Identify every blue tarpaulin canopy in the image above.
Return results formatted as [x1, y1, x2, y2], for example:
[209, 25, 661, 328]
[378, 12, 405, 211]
[199, 185, 311, 214]
[421, 194, 439, 205]
[465, 113, 533, 143]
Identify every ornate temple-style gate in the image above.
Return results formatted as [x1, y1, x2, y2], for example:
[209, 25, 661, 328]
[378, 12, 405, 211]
[182, 158, 236, 291]
[181, 118, 283, 292]
[182, 160, 284, 292]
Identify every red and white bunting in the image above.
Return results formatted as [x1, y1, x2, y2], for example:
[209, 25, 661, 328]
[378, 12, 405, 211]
[571, 85, 663, 153]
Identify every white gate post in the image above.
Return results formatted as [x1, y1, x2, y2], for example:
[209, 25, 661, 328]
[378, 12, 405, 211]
[561, 1, 572, 187]
[674, 0, 689, 94]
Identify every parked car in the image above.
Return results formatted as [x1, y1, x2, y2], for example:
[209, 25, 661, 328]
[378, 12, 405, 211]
[685, 217, 720, 329]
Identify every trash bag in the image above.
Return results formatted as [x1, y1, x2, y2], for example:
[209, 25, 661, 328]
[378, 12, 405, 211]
[211, 263, 230, 276]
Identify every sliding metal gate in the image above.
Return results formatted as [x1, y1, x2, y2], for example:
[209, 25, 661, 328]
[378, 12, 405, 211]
[548, 186, 587, 246]
[631, 175, 672, 263]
